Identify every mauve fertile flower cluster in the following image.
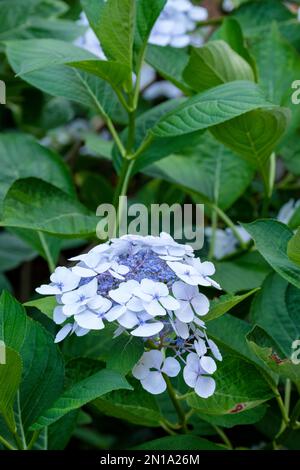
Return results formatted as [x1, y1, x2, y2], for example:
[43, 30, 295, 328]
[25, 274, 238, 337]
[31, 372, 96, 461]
[37, 233, 222, 398]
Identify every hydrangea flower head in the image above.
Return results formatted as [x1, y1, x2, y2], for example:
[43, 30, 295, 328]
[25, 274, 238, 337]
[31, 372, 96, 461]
[37, 233, 222, 399]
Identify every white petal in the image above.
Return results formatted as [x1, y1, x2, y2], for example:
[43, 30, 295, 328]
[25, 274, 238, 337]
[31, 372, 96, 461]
[54, 323, 73, 343]
[208, 339, 223, 361]
[144, 299, 166, 317]
[74, 312, 104, 330]
[195, 376, 216, 398]
[141, 371, 166, 394]
[172, 281, 195, 301]
[109, 287, 132, 305]
[162, 357, 181, 377]
[109, 269, 125, 280]
[170, 35, 190, 48]
[175, 319, 189, 339]
[140, 278, 155, 294]
[160, 296, 180, 311]
[126, 296, 144, 312]
[143, 350, 164, 370]
[175, 302, 194, 323]
[118, 310, 138, 328]
[132, 362, 149, 381]
[36, 284, 60, 295]
[105, 304, 126, 321]
[74, 326, 90, 337]
[72, 266, 96, 278]
[194, 338, 207, 357]
[131, 321, 164, 337]
[183, 365, 198, 388]
[200, 356, 217, 374]
[191, 294, 210, 316]
[88, 295, 112, 313]
[53, 306, 66, 325]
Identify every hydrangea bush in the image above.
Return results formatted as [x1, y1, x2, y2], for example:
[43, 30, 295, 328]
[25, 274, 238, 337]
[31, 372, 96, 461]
[0, 0, 300, 453]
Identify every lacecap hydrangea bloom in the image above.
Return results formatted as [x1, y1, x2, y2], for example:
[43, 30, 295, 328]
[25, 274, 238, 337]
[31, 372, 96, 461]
[37, 233, 222, 398]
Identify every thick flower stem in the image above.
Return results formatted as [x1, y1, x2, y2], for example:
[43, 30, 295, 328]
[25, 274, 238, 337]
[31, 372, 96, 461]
[163, 375, 188, 433]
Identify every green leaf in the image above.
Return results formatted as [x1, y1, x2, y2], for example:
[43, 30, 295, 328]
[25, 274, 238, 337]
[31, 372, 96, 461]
[289, 206, 300, 230]
[242, 219, 300, 289]
[205, 288, 260, 322]
[249, 23, 300, 106]
[247, 325, 300, 386]
[187, 354, 274, 415]
[93, 380, 162, 427]
[287, 228, 300, 266]
[0, 231, 36, 272]
[211, 108, 289, 177]
[6, 44, 120, 116]
[214, 251, 272, 294]
[0, 133, 74, 215]
[0, 348, 22, 433]
[24, 296, 57, 319]
[183, 41, 255, 93]
[145, 45, 192, 93]
[96, 0, 135, 69]
[133, 435, 225, 450]
[0, 291, 27, 351]
[5, 39, 95, 76]
[31, 369, 132, 430]
[134, 0, 167, 69]
[1, 178, 99, 238]
[147, 132, 254, 211]
[106, 335, 143, 375]
[84, 133, 113, 161]
[151, 81, 276, 137]
[68, 60, 131, 90]
[214, 17, 257, 78]
[199, 405, 267, 428]
[250, 273, 300, 359]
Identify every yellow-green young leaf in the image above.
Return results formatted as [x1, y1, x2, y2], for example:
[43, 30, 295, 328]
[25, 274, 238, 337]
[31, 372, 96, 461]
[0, 347, 22, 433]
[30, 369, 133, 430]
[187, 355, 274, 415]
[205, 288, 260, 322]
[211, 107, 289, 174]
[1, 178, 99, 238]
[151, 81, 277, 137]
[183, 40, 255, 93]
[247, 325, 300, 386]
[24, 296, 57, 320]
[242, 220, 300, 289]
[287, 228, 300, 266]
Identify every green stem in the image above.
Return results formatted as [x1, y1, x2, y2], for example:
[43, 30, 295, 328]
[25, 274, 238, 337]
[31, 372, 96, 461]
[164, 375, 187, 432]
[27, 430, 40, 450]
[275, 392, 290, 427]
[38, 231, 56, 272]
[0, 434, 16, 450]
[212, 425, 233, 450]
[106, 116, 126, 158]
[213, 205, 248, 249]
[284, 379, 292, 417]
[159, 420, 177, 436]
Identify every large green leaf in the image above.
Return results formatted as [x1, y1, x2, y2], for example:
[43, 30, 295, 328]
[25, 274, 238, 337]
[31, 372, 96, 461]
[242, 219, 300, 289]
[146, 132, 254, 211]
[68, 60, 131, 90]
[0, 0, 84, 41]
[214, 251, 272, 294]
[93, 381, 162, 427]
[134, 435, 225, 450]
[187, 354, 274, 415]
[199, 405, 267, 429]
[106, 335, 144, 375]
[31, 369, 132, 430]
[183, 40, 254, 93]
[0, 348, 22, 433]
[0, 133, 74, 215]
[0, 291, 27, 351]
[0, 231, 36, 272]
[6, 44, 120, 116]
[247, 325, 300, 386]
[5, 39, 95, 76]
[1, 178, 99, 238]
[134, 0, 166, 69]
[24, 296, 57, 320]
[250, 273, 300, 358]
[287, 228, 300, 266]
[151, 81, 276, 137]
[96, 0, 135, 69]
[211, 108, 289, 175]
[145, 45, 192, 93]
[205, 288, 260, 322]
